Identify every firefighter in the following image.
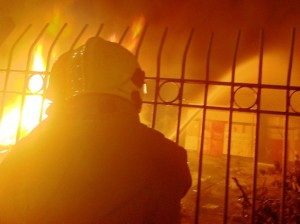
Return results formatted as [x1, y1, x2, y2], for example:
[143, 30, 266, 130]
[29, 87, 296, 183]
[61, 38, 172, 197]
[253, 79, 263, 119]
[0, 37, 191, 223]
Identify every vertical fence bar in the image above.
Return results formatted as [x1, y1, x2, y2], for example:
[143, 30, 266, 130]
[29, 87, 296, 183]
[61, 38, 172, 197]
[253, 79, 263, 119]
[194, 32, 214, 224]
[95, 23, 104, 37]
[223, 29, 241, 223]
[118, 26, 129, 44]
[69, 24, 88, 50]
[251, 29, 264, 223]
[38, 23, 68, 122]
[151, 28, 168, 129]
[281, 27, 296, 223]
[175, 29, 194, 144]
[45, 23, 68, 71]
[16, 23, 49, 141]
[133, 22, 148, 58]
[0, 25, 32, 123]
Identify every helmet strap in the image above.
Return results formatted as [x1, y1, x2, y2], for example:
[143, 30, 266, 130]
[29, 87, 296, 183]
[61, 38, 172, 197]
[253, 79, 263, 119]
[131, 68, 145, 88]
[131, 91, 142, 113]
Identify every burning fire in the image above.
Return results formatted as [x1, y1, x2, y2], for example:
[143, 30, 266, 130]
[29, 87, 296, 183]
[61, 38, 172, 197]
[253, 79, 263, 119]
[108, 16, 146, 53]
[0, 45, 50, 147]
[0, 17, 146, 148]
[108, 34, 118, 43]
[124, 16, 145, 52]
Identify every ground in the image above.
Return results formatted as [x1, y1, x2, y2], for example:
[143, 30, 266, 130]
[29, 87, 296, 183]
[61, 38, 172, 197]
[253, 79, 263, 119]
[181, 153, 299, 223]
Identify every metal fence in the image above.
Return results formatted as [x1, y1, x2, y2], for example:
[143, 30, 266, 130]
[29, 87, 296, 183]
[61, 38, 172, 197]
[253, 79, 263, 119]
[0, 23, 300, 223]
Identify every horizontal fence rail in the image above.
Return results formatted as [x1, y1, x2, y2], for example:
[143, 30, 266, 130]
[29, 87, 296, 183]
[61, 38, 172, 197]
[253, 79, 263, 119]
[0, 23, 300, 223]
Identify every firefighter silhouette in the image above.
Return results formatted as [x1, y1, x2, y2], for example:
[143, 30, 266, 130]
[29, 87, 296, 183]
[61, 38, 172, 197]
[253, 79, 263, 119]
[0, 37, 191, 223]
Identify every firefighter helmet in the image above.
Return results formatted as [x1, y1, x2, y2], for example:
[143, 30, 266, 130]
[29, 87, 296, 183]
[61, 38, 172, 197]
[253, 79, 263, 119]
[46, 37, 145, 110]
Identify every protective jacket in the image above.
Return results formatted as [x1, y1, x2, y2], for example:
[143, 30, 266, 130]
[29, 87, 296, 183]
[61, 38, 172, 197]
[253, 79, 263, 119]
[0, 95, 191, 224]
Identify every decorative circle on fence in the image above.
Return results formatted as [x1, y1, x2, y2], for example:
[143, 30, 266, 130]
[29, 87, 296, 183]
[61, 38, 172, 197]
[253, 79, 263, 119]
[159, 81, 180, 103]
[234, 86, 257, 109]
[290, 90, 300, 113]
[27, 74, 45, 94]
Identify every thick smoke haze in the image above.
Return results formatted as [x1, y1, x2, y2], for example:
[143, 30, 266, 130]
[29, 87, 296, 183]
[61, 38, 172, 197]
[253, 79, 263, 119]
[1, 0, 300, 31]
[0, 0, 300, 81]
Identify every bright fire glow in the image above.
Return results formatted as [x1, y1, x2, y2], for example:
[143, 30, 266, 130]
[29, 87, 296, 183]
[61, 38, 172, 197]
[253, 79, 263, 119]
[108, 34, 117, 43]
[29, 45, 45, 93]
[0, 18, 146, 147]
[0, 108, 20, 146]
[108, 16, 146, 53]
[124, 16, 145, 52]
[0, 44, 50, 147]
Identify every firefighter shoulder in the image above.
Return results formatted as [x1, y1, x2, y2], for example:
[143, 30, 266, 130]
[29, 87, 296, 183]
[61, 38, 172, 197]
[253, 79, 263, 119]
[0, 37, 191, 223]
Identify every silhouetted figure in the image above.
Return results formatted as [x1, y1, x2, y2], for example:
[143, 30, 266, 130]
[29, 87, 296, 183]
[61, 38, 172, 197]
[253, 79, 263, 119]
[0, 37, 191, 223]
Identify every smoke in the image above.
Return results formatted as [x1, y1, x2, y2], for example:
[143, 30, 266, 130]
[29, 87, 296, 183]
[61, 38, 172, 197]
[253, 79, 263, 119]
[1, 0, 299, 29]
[1, 0, 299, 50]
[0, 0, 299, 79]
[0, 0, 299, 47]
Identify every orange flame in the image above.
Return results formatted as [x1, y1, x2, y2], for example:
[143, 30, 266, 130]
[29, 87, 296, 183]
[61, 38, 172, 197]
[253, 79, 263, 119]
[108, 34, 118, 43]
[0, 45, 50, 147]
[107, 16, 145, 52]
[125, 16, 145, 52]
[0, 108, 20, 146]
[0, 18, 146, 147]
